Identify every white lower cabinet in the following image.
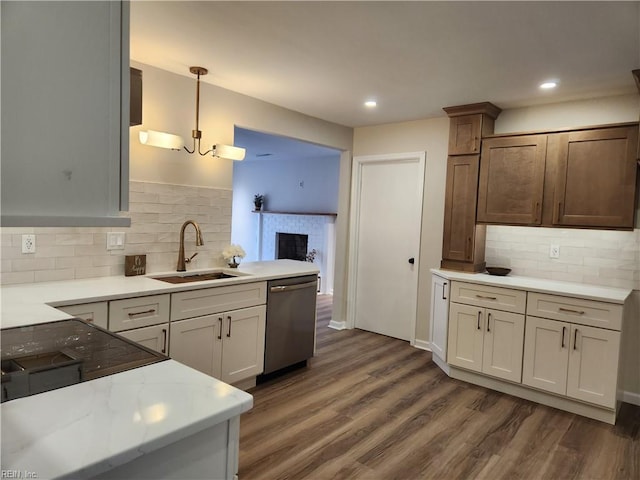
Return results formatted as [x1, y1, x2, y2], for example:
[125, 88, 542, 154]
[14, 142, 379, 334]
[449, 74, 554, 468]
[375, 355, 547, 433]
[56, 301, 108, 329]
[448, 303, 524, 383]
[170, 305, 266, 385]
[523, 316, 620, 408]
[430, 273, 449, 362]
[118, 323, 168, 355]
[434, 277, 629, 424]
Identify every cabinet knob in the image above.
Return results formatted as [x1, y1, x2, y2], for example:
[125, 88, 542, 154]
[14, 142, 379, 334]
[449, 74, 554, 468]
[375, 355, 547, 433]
[408, 257, 415, 265]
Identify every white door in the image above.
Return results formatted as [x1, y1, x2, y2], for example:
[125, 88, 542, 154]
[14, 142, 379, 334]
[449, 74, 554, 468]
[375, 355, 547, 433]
[349, 152, 425, 341]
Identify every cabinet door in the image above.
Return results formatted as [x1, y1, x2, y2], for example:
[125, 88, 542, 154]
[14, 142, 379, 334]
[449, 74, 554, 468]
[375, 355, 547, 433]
[522, 317, 570, 396]
[430, 275, 450, 361]
[567, 324, 620, 408]
[477, 135, 547, 224]
[118, 323, 168, 355]
[448, 114, 482, 155]
[170, 315, 222, 379]
[1, 1, 129, 224]
[221, 306, 266, 384]
[553, 126, 638, 228]
[442, 155, 480, 262]
[447, 303, 484, 372]
[56, 302, 108, 329]
[481, 309, 525, 383]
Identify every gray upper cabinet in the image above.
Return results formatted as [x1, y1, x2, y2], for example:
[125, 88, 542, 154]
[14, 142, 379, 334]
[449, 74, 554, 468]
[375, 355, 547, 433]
[1, 1, 130, 226]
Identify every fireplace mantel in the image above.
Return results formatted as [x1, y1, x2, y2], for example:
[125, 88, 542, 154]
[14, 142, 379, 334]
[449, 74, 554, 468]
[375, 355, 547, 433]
[253, 210, 337, 217]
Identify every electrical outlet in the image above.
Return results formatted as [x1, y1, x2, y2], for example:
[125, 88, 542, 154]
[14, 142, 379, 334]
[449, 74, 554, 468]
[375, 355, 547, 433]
[22, 234, 36, 254]
[549, 244, 560, 259]
[106, 232, 125, 251]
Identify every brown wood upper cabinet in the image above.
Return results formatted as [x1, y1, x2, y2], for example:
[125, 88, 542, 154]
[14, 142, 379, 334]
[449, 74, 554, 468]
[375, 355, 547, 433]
[477, 135, 547, 225]
[553, 126, 638, 229]
[446, 114, 498, 155]
[442, 155, 485, 269]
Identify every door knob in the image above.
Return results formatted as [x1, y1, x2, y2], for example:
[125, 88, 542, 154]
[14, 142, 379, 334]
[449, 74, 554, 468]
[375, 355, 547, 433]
[408, 257, 415, 264]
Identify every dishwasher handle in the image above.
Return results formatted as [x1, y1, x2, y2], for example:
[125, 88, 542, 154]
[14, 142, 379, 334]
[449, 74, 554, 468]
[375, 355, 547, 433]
[270, 280, 317, 293]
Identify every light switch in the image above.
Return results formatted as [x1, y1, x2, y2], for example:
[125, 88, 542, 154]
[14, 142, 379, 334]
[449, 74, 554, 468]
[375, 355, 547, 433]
[107, 232, 125, 250]
[549, 244, 560, 259]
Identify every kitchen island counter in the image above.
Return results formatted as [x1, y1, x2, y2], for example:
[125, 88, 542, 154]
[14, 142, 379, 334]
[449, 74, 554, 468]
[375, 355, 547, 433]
[1, 360, 252, 479]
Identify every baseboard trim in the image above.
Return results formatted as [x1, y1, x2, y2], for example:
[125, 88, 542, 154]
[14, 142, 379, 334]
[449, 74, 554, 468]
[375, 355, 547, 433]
[622, 390, 640, 406]
[449, 366, 617, 425]
[432, 354, 451, 376]
[412, 339, 431, 351]
[328, 320, 346, 330]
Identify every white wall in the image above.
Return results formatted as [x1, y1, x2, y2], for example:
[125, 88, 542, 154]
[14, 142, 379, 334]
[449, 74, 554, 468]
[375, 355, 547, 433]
[352, 93, 640, 397]
[231, 154, 340, 262]
[130, 61, 352, 188]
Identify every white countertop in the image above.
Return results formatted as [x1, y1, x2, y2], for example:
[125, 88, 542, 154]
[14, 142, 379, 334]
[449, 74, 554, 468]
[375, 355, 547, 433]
[0, 259, 317, 479]
[1, 259, 320, 328]
[1, 360, 253, 479]
[431, 268, 632, 304]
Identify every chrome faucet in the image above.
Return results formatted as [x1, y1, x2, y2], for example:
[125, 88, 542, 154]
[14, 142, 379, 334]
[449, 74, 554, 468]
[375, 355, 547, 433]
[177, 220, 204, 272]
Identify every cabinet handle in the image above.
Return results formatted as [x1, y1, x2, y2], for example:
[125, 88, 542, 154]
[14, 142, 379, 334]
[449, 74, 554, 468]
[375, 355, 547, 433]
[573, 328, 579, 350]
[534, 202, 540, 223]
[477, 311, 482, 330]
[218, 317, 223, 340]
[442, 282, 447, 300]
[559, 307, 585, 315]
[473, 136, 479, 151]
[227, 315, 232, 338]
[161, 328, 167, 354]
[128, 308, 156, 318]
[556, 201, 563, 222]
[561, 326, 566, 348]
[476, 295, 497, 301]
[487, 312, 491, 332]
[467, 237, 472, 260]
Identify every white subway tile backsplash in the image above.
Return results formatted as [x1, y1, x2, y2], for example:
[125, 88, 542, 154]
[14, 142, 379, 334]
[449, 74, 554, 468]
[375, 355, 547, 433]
[1, 271, 35, 284]
[0, 181, 232, 285]
[486, 225, 639, 290]
[35, 269, 75, 283]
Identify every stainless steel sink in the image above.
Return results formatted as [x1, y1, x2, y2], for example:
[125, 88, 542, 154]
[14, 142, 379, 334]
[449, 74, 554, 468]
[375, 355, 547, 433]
[151, 270, 247, 284]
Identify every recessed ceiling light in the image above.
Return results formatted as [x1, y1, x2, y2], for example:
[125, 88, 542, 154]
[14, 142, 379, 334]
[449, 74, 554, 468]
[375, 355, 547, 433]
[364, 100, 377, 108]
[539, 81, 557, 90]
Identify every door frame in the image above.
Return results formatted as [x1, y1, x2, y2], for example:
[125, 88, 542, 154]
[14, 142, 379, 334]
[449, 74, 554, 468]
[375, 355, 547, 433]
[346, 151, 426, 345]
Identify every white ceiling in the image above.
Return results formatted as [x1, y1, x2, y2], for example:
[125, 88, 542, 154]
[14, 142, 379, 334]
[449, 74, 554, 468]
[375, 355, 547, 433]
[130, 1, 639, 129]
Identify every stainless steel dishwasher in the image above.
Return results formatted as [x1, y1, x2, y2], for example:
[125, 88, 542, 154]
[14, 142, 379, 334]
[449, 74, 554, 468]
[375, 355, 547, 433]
[263, 275, 318, 375]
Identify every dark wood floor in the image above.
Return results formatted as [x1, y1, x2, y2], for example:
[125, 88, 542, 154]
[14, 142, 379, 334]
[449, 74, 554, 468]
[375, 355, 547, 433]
[239, 295, 640, 479]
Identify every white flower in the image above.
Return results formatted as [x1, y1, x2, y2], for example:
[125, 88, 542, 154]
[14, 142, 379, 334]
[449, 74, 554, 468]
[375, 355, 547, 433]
[222, 244, 246, 260]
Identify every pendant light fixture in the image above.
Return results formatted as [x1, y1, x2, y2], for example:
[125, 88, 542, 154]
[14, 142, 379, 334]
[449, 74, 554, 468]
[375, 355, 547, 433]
[138, 66, 246, 161]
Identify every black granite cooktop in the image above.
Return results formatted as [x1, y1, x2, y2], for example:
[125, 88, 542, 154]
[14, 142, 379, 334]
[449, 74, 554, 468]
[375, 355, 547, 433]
[1, 318, 168, 402]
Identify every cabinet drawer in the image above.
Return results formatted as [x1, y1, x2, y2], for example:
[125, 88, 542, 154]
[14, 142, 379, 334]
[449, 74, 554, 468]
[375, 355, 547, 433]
[171, 282, 267, 321]
[527, 293, 622, 331]
[450, 281, 526, 314]
[109, 294, 170, 332]
[56, 301, 108, 329]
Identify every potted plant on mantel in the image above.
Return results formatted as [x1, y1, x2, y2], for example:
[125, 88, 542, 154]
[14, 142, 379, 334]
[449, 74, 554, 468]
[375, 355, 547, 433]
[253, 194, 264, 211]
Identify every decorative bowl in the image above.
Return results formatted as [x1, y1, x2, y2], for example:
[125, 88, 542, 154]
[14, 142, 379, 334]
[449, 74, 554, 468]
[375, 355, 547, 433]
[486, 267, 511, 276]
